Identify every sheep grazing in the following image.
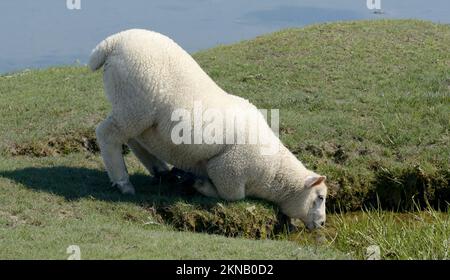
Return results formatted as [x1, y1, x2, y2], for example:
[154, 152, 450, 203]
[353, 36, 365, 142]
[89, 29, 328, 229]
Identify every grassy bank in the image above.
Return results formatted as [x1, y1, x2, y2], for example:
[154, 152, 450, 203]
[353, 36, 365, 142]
[0, 19, 449, 259]
[193, 19, 450, 211]
[0, 154, 348, 259]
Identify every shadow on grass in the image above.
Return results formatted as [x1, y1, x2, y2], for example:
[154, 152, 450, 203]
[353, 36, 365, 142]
[0, 166, 205, 204]
[0, 166, 285, 238]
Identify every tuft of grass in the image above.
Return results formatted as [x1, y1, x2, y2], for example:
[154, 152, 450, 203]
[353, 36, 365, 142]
[161, 200, 280, 238]
[290, 207, 450, 260]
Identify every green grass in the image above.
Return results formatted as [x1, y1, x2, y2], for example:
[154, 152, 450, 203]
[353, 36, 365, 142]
[290, 209, 450, 260]
[0, 19, 449, 259]
[193, 19, 450, 210]
[0, 154, 346, 259]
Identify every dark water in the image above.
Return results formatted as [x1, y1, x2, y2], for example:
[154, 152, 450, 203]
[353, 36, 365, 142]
[0, 0, 449, 74]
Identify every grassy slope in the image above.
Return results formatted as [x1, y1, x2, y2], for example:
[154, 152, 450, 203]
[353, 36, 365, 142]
[0, 155, 345, 259]
[0, 20, 449, 259]
[193, 19, 450, 210]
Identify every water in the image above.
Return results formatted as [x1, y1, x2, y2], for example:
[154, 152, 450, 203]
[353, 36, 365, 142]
[0, 0, 449, 74]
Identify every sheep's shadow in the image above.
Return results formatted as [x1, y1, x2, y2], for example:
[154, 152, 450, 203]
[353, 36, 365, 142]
[0, 166, 208, 205]
[0, 166, 293, 234]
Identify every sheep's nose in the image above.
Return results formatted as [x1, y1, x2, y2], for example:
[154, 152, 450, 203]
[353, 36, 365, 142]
[320, 221, 325, 226]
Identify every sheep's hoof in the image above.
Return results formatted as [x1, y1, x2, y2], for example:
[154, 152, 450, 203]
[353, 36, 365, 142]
[193, 178, 219, 198]
[113, 181, 136, 195]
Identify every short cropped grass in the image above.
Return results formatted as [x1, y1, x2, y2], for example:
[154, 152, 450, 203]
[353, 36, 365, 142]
[0, 19, 449, 259]
[0, 154, 346, 259]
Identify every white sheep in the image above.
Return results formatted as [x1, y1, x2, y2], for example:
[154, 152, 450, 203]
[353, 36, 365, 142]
[89, 29, 328, 229]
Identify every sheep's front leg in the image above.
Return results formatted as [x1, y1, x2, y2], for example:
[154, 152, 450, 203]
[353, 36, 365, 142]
[205, 151, 246, 201]
[96, 116, 135, 195]
[193, 178, 219, 198]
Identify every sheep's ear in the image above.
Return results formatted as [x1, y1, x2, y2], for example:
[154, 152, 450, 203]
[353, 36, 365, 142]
[305, 175, 326, 188]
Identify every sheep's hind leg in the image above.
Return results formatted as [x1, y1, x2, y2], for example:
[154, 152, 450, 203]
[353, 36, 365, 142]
[127, 138, 171, 177]
[96, 116, 135, 195]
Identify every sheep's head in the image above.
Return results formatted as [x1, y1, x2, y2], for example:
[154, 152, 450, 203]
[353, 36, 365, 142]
[280, 175, 327, 230]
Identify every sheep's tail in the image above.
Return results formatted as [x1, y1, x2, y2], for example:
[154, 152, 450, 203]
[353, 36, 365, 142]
[89, 37, 114, 71]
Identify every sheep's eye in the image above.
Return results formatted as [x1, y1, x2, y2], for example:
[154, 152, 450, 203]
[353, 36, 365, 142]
[318, 195, 324, 201]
